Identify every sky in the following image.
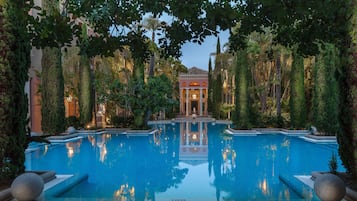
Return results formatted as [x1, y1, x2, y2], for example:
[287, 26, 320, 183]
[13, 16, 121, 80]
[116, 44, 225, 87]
[180, 30, 230, 71]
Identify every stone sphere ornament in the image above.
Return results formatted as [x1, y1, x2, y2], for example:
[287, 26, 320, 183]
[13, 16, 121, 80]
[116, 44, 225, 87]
[67, 126, 76, 134]
[314, 173, 346, 201]
[11, 173, 44, 201]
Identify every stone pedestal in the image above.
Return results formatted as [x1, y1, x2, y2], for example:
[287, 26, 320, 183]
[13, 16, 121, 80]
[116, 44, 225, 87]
[314, 173, 346, 201]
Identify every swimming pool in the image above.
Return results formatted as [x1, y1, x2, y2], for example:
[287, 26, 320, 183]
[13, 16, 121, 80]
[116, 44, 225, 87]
[25, 121, 344, 200]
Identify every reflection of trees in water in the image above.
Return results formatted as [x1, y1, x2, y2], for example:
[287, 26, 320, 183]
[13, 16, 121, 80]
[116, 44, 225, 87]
[108, 125, 187, 201]
[208, 129, 239, 201]
[209, 134, 294, 201]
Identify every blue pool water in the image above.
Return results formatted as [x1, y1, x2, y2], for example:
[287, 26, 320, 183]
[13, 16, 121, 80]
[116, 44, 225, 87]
[25, 121, 344, 200]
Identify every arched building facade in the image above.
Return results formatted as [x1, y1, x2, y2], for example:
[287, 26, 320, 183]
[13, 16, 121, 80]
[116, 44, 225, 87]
[178, 67, 208, 116]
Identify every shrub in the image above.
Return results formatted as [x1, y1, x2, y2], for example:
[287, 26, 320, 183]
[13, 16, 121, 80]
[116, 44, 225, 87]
[111, 115, 134, 128]
[329, 152, 338, 174]
[65, 116, 81, 129]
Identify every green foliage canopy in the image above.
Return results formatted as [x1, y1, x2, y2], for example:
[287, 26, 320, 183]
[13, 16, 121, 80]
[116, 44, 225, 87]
[230, 0, 349, 55]
[66, 0, 238, 59]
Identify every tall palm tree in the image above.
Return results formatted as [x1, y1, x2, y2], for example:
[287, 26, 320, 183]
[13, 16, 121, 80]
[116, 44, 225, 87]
[143, 15, 162, 77]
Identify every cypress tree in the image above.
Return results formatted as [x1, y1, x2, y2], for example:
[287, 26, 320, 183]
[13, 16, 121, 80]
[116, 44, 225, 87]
[232, 49, 251, 129]
[216, 37, 221, 55]
[312, 43, 340, 135]
[208, 58, 213, 113]
[290, 49, 306, 129]
[213, 73, 222, 118]
[41, 0, 65, 134]
[0, 0, 31, 180]
[338, 0, 357, 178]
[41, 47, 65, 134]
[212, 37, 223, 118]
[79, 24, 93, 126]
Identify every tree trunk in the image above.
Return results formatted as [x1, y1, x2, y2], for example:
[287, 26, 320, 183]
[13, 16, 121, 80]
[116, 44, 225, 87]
[276, 54, 282, 118]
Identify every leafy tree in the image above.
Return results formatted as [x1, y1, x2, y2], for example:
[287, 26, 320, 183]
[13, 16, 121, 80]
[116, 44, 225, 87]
[290, 49, 306, 129]
[312, 43, 340, 135]
[126, 74, 175, 128]
[94, 53, 128, 122]
[0, 0, 31, 181]
[65, 0, 238, 127]
[230, 0, 349, 56]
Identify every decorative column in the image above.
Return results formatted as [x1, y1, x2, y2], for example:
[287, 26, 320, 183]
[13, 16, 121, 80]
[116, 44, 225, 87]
[186, 88, 189, 116]
[199, 121, 203, 145]
[180, 88, 183, 115]
[186, 121, 189, 145]
[199, 88, 203, 116]
[205, 88, 208, 115]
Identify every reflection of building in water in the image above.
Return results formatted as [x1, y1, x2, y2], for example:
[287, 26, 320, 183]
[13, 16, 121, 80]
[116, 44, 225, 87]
[65, 139, 82, 158]
[87, 134, 111, 162]
[221, 135, 236, 174]
[113, 183, 135, 201]
[179, 121, 208, 165]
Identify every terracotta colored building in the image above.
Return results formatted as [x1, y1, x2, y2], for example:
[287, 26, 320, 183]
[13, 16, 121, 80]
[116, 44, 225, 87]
[178, 67, 208, 116]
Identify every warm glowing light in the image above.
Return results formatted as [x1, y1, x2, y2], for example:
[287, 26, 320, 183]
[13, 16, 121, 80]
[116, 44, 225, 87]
[42, 145, 48, 156]
[100, 146, 107, 162]
[66, 143, 75, 158]
[67, 147, 74, 158]
[88, 136, 96, 146]
[192, 94, 197, 99]
[270, 145, 277, 151]
[192, 134, 197, 140]
[114, 184, 135, 200]
[259, 179, 269, 196]
[66, 95, 73, 102]
[222, 151, 227, 160]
